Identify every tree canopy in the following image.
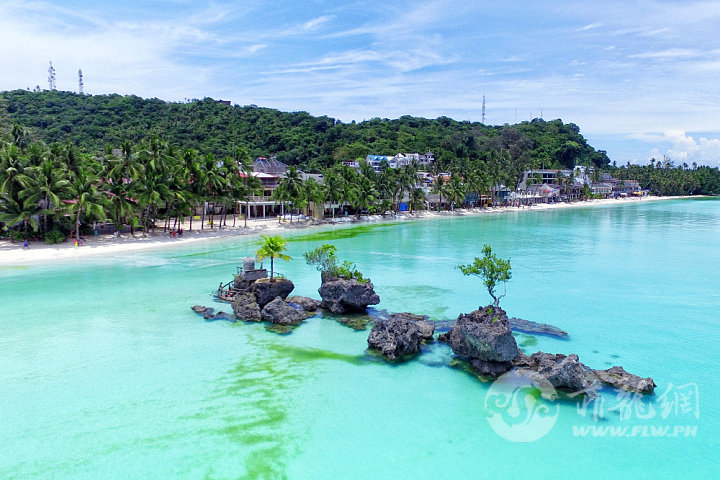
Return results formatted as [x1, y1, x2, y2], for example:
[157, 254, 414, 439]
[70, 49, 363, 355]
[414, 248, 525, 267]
[458, 244, 512, 308]
[0, 90, 612, 171]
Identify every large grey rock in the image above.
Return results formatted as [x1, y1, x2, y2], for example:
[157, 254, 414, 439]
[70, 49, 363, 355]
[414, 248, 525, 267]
[318, 278, 380, 313]
[250, 278, 295, 308]
[286, 295, 321, 312]
[389, 312, 435, 342]
[260, 297, 306, 325]
[439, 306, 519, 363]
[594, 366, 656, 394]
[231, 292, 262, 322]
[514, 352, 594, 394]
[367, 317, 422, 361]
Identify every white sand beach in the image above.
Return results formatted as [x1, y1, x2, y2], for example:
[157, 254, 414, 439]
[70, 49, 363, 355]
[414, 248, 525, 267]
[0, 195, 688, 267]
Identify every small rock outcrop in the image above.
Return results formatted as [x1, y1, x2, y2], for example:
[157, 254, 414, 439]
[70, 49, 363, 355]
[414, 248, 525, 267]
[439, 306, 519, 374]
[232, 292, 262, 322]
[593, 366, 656, 394]
[251, 278, 295, 308]
[318, 277, 380, 313]
[192, 305, 209, 315]
[286, 295, 321, 312]
[513, 352, 594, 394]
[260, 297, 307, 325]
[388, 312, 435, 342]
[367, 317, 422, 360]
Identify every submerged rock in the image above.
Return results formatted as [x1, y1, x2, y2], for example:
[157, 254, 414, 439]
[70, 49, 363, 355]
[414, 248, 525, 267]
[367, 317, 422, 361]
[231, 292, 262, 322]
[318, 277, 380, 313]
[192, 305, 210, 315]
[594, 366, 656, 394]
[337, 315, 372, 330]
[509, 317, 568, 337]
[251, 278, 295, 308]
[286, 295, 321, 312]
[260, 297, 307, 325]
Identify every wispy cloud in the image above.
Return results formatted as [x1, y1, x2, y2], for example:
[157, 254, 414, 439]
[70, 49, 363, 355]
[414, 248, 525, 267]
[302, 15, 333, 31]
[630, 48, 698, 59]
[577, 22, 602, 32]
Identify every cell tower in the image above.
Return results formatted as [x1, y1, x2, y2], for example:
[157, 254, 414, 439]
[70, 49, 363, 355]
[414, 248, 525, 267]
[481, 95, 486, 124]
[48, 61, 56, 90]
[78, 69, 84, 94]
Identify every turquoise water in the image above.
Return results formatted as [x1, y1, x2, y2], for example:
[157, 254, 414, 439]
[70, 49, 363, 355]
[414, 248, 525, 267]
[2, 198, 719, 479]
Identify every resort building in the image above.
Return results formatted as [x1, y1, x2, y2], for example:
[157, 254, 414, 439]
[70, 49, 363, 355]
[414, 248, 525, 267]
[343, 152, 436, 173]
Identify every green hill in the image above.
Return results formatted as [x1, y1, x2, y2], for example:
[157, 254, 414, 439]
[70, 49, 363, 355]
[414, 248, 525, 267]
[0, 89, 608, 170]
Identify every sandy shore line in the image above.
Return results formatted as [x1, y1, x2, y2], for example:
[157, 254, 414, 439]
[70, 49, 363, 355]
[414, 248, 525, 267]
[0, 195, 690, 267]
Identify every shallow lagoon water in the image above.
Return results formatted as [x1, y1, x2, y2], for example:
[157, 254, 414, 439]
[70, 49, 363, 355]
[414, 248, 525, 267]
[1, 198, 719, 479]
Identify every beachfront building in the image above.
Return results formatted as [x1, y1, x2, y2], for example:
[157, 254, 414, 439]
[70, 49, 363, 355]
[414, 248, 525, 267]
[591, 183, 612, 197]
[598, 173, 645, 197]
[237, 157, 287, 219]
[518, 169, 561, 190]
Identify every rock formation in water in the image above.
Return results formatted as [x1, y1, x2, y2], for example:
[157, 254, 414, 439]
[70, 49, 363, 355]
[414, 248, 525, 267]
[260, 296, 307, 325]
[250, 278, 295, 308]
[286, 295, 321, 312]
[388, 312, 435, 342]
[513, 352, 594, 394]
[231, 292, 262, 322]
[438, 306, 519, 375]
[367, 312, 436, 360]
[318, 277, 380, 313]
[367, 317, 422, 360]
[593, 365, 656, 393]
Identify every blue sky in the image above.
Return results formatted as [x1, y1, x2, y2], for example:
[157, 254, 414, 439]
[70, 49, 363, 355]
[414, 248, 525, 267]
[2, 0, 720, 166]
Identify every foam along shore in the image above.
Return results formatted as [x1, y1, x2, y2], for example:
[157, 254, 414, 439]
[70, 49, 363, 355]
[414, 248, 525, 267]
[0, 195, 689, 267]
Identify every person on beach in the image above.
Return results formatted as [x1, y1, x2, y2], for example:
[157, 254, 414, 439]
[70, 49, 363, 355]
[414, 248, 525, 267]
[23, 239, 29, 249]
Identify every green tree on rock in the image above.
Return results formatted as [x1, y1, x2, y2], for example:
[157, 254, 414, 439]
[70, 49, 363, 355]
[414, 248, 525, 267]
[256, 235, 290, 281]
[458, 244, 512, 309]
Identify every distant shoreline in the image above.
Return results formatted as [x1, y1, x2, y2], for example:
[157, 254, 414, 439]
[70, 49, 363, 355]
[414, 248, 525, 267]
[0, 195, 699, 267]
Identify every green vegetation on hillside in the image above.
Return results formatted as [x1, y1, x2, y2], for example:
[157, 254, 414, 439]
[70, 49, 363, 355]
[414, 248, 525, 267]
[0, 89, 608, 171]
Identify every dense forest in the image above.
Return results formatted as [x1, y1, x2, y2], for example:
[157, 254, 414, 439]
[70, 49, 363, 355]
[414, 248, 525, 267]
[0, 89, 718, 244]
[0, 89, 610, 171]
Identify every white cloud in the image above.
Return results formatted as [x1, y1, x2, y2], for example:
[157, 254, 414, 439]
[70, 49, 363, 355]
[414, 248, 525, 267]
[643, 131, 720, 167]
[577, 23, 602, 32]
[630, 48, 697, 59]
[302, 15, 333, 31]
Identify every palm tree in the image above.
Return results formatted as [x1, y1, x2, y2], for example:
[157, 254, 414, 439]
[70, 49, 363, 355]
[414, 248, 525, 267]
[354, 175, 378, 215]
[255, 235, 290, 281]
[67, 171, 108, 243]
[446, 175, 466, 210]
[0, 194, 46, 241]
[302, 178, 324, 217]
[409, 187, 426, 213]
[106, 177, 137, 235]
[322, 169, 342, 219]
[0, 143, 26, 201]
[278, 166, 303, 221]
[135, 171, 170, 235]
[430, 176, 448, 210]
[20, 158, 71, 235]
